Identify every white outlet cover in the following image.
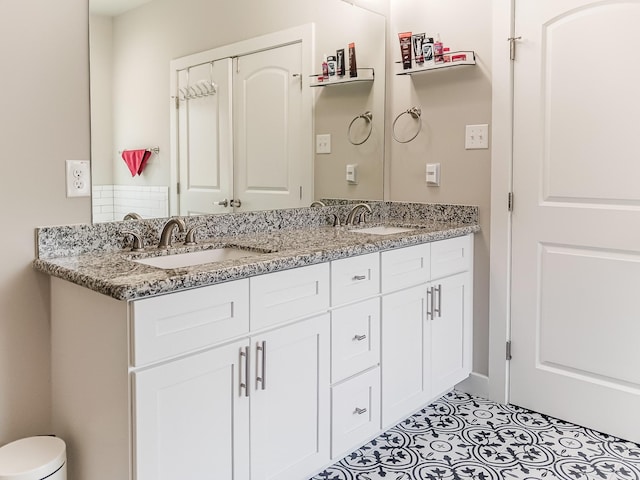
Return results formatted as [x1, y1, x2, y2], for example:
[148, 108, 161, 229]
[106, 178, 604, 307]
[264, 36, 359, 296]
[465, 124, 489, 150]
[66, 160, 91, 197]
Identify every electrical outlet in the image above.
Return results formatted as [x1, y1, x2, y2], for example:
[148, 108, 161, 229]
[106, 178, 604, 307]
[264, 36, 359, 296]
[465, 124, 489, 149]
[316, 134, 331, 154]
[66, 160, 91, 197]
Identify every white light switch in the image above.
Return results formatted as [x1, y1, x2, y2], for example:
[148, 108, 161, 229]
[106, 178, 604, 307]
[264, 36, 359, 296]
[346, 164, 358, 184]
[426, 163, 440, 186]
[465, 124, 489, 149]
[316, 134, 331, 154]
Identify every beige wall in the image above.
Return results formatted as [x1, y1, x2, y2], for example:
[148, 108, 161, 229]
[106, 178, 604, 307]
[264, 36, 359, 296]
[0, 0, 91, 444]
[387, 0, 492, 376]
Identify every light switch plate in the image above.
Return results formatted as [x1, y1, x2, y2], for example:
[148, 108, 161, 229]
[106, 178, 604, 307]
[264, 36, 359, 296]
[465, 124, 489, 149]
[426, 163, 440, 186]
[66, 160, 91, 197]
[316, 134, 331, 154]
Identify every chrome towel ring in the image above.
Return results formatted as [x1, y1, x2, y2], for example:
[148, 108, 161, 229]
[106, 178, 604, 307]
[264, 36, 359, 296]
[392, 107, 422, 143]
[348, 111, 373, 145]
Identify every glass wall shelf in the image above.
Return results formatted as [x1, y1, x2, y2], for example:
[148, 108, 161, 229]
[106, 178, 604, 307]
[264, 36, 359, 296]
[396, 51, 475, 75]
[310, 68, 374, 87]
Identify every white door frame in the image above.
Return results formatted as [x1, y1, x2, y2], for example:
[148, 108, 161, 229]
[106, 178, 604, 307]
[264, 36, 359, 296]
[488, 0, 515, 404]
[168, 24, 315, 215]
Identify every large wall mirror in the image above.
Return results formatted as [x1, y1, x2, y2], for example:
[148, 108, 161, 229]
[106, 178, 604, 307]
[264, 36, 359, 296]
[89, 0, 386, 222]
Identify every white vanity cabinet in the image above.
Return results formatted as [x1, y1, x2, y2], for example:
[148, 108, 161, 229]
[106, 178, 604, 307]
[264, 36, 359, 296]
[49, 234, 473, 480]
[380, 235, 473, 428]
[132, 265, 331, 480]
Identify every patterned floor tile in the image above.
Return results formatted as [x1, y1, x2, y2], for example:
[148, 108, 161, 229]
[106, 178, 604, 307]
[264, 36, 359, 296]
[311, 391, 640, 480]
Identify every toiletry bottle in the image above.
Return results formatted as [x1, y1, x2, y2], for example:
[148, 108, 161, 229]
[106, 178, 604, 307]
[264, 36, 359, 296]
[322, 54, 329, 80]
[423, 37, 434, 66]
[327, 55, 337, 76]
[443, 47, 451, 63]
[434, 34, 444, 64]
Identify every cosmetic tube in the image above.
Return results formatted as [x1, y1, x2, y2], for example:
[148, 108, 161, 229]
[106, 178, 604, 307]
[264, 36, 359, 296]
[348, 43, 358, 77]
[398, 32, 412, 69]
[412, 33, 425, 64]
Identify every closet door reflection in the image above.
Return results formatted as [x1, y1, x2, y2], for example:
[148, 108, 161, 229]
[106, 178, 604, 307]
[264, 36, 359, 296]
[177, 58, 233, 216]
[233, 42, 310, 211]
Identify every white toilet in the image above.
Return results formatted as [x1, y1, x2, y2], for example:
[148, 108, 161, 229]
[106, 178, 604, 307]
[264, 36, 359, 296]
[0, 436, 66, 480]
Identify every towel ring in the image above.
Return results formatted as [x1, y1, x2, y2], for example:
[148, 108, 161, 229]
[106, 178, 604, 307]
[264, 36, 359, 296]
[392, 107, 422, 143]
[347, 111, 373, 146]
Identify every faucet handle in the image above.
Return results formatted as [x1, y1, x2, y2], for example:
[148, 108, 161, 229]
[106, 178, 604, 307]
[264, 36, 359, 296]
[122, 231, 145, 252]
[184, 225, 201, 246]
[332, 213, 342, 227]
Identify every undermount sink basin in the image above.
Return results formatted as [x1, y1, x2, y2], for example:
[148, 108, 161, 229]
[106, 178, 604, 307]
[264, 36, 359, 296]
[133, 247, 263, 269]
[349, 226, 416, 235]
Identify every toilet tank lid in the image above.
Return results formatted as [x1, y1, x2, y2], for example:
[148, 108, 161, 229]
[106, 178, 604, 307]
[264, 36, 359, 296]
[0, 436, 65, 480]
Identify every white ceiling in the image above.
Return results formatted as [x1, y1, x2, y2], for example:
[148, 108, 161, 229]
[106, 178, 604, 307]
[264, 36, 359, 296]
[89, 0, 153, 17]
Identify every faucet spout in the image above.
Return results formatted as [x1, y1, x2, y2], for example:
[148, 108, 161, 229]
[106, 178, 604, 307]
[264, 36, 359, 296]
[345, 203, 372, 226]
[157, 218, 186, 249]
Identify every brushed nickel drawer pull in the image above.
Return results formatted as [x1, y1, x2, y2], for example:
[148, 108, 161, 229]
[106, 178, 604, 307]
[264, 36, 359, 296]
[434, 284, 442, 317]
[354, 407, 368, 415]
[352, 275, 367, 281]
[353, 334, 367, 341]
[256, 341, 267, 390]
[239, 346, 250, 397]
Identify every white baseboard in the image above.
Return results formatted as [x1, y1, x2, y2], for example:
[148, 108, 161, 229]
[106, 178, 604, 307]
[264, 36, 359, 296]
[455, 372, 490, 399]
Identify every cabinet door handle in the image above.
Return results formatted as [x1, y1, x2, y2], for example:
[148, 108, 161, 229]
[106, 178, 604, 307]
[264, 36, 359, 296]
[239, 346, 250, 397]
[434, 284, 442, 318]
[426, 287, 434, 320]
[353, 334, 367, 341]
[354, 407, 368, 415]
[352, 275, 367, 281]
[256, 341, 267, 390]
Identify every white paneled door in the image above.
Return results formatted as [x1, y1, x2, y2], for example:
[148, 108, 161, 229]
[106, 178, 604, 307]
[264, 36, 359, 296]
[510, 0, 640, 443]
[234, 42, 311, 211]
[177, 58, 233, 216]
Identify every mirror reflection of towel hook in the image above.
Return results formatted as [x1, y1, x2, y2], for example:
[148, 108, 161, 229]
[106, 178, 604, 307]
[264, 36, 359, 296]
[392, 107, 422, 143]
[348, 111, 373, 145]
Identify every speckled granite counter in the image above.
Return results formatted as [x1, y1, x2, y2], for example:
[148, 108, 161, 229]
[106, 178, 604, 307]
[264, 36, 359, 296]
[33, 202, 480, 301]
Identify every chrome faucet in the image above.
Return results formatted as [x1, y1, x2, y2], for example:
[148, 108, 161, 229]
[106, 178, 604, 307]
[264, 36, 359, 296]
[310, 200, 326, 207]
[157, 218, 186, 249]
[345, 203, 372, 226]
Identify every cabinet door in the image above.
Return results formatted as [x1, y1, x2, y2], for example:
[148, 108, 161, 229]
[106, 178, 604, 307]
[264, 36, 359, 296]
[133, 339, 250, 480]
[430, 272, 472, 396]
[381, 285, 430, 429]
[250, 314, 330, 480]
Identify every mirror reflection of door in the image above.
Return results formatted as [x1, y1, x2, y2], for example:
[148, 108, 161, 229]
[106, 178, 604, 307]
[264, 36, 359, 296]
[177, 59, 233, 216]
[175, 40, 307, 215]
[233, 42, 309, 212]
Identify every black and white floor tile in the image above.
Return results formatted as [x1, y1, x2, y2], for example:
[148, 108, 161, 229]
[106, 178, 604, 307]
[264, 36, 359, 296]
[312, 391, 640, 480]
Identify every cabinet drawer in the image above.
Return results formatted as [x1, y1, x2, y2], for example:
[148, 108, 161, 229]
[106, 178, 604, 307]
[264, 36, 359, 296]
[381, 243, 430, 293]
[250, 263, 330, 331]
[331, 298, 380, 383]
[431, 235, 472, 280]
[331, 253, 380, 306]
[331, 367, 381, 459]
[131, 279, 250, 367]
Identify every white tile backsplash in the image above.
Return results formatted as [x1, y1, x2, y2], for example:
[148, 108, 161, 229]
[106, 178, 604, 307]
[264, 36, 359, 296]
[92, 185, 169, 222]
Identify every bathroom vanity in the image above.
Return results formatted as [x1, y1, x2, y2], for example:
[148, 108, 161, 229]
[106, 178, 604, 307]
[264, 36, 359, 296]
[35, 203, 478, 480]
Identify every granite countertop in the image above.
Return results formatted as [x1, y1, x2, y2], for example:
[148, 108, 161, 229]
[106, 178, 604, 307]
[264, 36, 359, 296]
[33, 220, 479, 301]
